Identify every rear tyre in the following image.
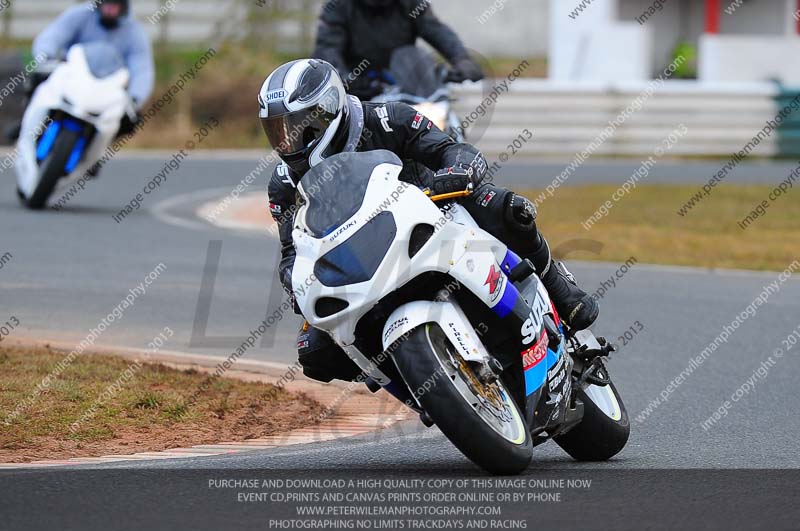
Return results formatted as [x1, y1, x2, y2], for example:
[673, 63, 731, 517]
[23, 129, 80, 210]
[554, 378, 630, 461]
[392, 323, 533, 475]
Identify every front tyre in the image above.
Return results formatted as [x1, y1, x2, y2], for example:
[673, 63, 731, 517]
[554, 377, 630, 461]
[392, 323, 533, 475]
[22, 128, 80, 210]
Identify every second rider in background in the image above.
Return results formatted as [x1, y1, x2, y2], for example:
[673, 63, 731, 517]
[313, 0, 485, 100]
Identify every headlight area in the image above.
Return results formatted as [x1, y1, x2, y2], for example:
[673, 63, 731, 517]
[413, 102, 449, 131]
[314, 212, 397, 288]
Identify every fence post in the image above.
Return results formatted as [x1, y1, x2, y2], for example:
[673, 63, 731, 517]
[1, 2, 12, 44]
[158, 10, 171, 45]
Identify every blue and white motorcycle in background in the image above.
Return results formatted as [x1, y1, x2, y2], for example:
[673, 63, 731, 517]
[292, 151, 629, 474]
[15, 42, 132, 209]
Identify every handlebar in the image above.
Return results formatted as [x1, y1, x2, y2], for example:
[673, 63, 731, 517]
[423, 188, 473, 202]
[443, 69, 466, 84]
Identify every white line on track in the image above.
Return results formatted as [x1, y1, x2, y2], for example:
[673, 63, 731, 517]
[149, 187, 264, 236]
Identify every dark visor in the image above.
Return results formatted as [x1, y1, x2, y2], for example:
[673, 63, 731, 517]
[261, 105, 337, 156]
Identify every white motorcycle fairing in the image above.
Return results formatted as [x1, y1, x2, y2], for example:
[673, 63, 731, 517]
[288, 151, 630, 465]
[291, 151, 551, 391]
[15, 43, 130, 198]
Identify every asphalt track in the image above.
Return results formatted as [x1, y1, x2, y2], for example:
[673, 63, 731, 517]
[1, 154, 799, 528]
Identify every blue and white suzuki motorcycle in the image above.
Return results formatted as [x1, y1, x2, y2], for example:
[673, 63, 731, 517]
[292, 151, 629, 474]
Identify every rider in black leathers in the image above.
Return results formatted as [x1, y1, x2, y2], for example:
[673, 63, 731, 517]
[261, 59, 598, 383]
[313, 0, 484, 100]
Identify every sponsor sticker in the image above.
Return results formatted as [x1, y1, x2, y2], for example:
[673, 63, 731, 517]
[484, 264, 505, 303]
[549, 365, 566, 391]
[548, 355, 565, 380]
[448, 322, 472, 355]
[263, 89, 287, 103]
[473, 155, 488, 176]
[521, 331, 547, 370]
[277, 163, 295, 188]
[376, 106, 394, 132]
[479, 189, 497, 207]
[384, 316, 409, 342]
[269, 202, 282, 215]
[547, 354, 568, 392]
[328, 219, 358, 242]
[411, 112, 424, 130]
[522, 294, 549, 344]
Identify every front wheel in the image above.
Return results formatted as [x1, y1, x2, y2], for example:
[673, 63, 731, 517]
[392, 323, 533, 475]
[554, 376, 630, 461]
[21, 128, 81, 210]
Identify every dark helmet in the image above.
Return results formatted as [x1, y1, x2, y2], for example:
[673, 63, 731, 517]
[258, 59, 349, 175]
[357, 0, 396, 10]
[98, 0, 129, 28]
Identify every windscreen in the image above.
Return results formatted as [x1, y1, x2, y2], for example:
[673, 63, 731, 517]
[81, 42, 125, 79]
[300, 150, 402, 238]
[388, 46, 443, 99]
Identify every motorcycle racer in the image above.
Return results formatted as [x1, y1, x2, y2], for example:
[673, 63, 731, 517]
[7, 0, 153, 146]
[32, 0, 154, 111]
[313, 0, 484, 100]
[262, 59, 597, 383]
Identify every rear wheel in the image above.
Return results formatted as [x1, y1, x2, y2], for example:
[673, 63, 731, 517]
[22, 129, 80, 210]
[392, 323, 533, 475]
[554, 374, 630, 461]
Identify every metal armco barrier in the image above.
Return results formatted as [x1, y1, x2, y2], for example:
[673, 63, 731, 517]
[453, 80, 800, 159]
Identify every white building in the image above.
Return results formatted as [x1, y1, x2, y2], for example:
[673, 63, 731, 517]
[550, 0, 800, 84]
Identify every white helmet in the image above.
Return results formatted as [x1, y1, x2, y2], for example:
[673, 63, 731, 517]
[258, 59, 350, 175]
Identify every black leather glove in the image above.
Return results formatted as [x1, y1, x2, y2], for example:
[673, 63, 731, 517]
[451, 58, 485, 83]
[430, 165, 477, 196]
[117, 110, 140, 137]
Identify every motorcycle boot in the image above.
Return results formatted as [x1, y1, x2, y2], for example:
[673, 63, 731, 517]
[526, 235, 598, 331]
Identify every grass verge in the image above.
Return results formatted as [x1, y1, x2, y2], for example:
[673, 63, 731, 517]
[0, 344, 321, 463]
[520, 184, 800, 272]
